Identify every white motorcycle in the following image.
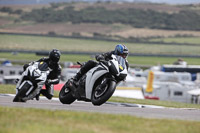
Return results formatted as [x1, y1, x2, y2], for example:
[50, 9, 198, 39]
[59, 54, 128, 106]
[13, 61, 50, 102]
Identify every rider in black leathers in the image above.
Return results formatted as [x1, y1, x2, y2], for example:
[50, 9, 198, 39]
[73, 44, 129, 84]
[23, 49, 62, 100]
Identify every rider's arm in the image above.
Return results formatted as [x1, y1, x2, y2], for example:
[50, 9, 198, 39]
[125, 60, 129, 70]
[46, 65, 62, 85]
[46, 77, 60, 84]
[95, 51, 114, 61]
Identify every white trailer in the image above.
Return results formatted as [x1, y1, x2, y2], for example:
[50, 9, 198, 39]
[143, 71, 199, 103]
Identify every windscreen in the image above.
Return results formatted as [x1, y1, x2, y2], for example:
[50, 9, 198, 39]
[38, 61, 49, 71]
[116, 55, 126, 72]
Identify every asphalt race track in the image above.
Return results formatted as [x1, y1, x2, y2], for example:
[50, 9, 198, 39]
[1, 94, 200, 121]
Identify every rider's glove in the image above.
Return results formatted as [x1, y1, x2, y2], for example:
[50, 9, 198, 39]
[29, 61, 35, 65]
[46, 79, 52, 85]
[46, 78, 60, 85]
[96, 55, 104, 61]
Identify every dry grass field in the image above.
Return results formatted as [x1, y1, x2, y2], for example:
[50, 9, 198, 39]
[1, 22, 200, 38]
[1, 34, 200, 56]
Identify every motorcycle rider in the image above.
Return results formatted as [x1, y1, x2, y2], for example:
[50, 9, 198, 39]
[23, 49, 62, 100]
[73, 44, 129, 84]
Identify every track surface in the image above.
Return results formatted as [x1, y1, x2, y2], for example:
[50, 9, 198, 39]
[1, 94, 200, 121]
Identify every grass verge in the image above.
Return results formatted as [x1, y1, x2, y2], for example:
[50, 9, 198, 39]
[0, 34, 200, 56]
[0, 106, 200, 133]
[1, 52, 200, 66]
[150, 37, 200, 45]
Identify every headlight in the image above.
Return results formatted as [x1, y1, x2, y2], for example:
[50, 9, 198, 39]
[119, 65, 124, 72]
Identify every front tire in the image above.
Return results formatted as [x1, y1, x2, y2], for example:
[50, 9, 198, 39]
[59, 82, 76, 104]
[13, 92, 25, 102]
[13, 82, 31, 102]
[91, 79, 116, 106]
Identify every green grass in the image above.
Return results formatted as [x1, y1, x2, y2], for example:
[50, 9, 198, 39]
[150, 37, 200, 45]
[0, 84, 60, 99]
[0, 84, 15, 94]
[110, 97, 200, 109]
[1, 84, 200, 109]
[0, 52, 94, 65]
[0, 106, 200, 133]
[1, 85, 200, 133]
[0, 34, 200, 56]
[1, 52, 200, 66]
[127, 56, 200, 65]
[1, 34, 200, 66]
[0, 34, 117, 52]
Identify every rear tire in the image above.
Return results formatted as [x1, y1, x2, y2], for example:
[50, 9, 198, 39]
[91, 79, 116, 106]
[59, 82, 76, 104]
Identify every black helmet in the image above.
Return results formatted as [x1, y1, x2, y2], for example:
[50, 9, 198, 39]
[114, 44, 129, 58]
[49, 49, 61, 63]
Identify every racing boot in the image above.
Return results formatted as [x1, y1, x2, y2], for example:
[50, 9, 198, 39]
[40, 84, 54, 100]
[35, 93, 40, 101]
[40, 89, 53, 100]
[73, 71, 82, 86]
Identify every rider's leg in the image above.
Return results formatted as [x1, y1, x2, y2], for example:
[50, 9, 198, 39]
[40, 84, 54, 100]
[74, 60, 98, 81]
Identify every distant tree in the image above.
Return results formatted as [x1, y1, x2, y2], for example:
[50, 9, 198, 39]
[50, 3, 60, 8]
[12, 9, 23, 14]
[0, 7, 13, 13]
[20, 6, 200, 31]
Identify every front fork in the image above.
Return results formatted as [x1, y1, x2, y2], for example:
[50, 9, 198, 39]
[96, 75, 116, 92]
[65, 79, 83, 100]
[16, 75, 25, 94]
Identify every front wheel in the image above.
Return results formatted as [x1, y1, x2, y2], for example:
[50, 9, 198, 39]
[91, 79, 116, 106]
[13, 81, 32, 102]
[59, 81, 76, 104]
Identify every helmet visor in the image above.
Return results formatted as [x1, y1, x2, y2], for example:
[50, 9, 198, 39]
[120, 53, 128, 58]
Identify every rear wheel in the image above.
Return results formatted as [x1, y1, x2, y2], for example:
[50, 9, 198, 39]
[59, 82, 76, 104]
[91, 78, 116, 106]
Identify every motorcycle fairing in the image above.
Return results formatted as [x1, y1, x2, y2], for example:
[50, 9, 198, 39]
[85, 63, 109, 99]
[27, 63, 49, 85]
